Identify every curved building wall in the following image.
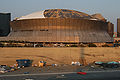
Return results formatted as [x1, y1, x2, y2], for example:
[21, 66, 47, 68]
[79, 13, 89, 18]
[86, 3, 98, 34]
[2, 18, 113, 43]
[11, 18, 108, 31]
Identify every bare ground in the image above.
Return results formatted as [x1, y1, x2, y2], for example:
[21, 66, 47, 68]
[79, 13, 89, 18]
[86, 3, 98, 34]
[0, 47, 120, 65]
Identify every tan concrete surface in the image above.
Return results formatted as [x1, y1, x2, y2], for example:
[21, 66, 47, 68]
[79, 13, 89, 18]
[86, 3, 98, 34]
[0, 47, 120, 65]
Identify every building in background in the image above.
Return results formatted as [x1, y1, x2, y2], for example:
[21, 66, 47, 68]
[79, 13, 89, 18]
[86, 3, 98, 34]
[113, 18, 120, 43]
[107, 21, 114, 37]
[117, 18, 120, 37]
[0, 13, 11, 37]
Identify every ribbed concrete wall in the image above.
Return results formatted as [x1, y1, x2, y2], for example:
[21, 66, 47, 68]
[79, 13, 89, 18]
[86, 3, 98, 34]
[3, 18, 112, 43]
[11, 18, 108, 31]
[0, 13, 11, 36]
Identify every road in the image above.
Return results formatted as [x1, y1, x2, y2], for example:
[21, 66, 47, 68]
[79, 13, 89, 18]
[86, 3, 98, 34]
[0, 70, 120, 80]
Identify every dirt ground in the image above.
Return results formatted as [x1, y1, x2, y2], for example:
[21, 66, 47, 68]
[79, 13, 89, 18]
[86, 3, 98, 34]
[0, 47, 120, 65]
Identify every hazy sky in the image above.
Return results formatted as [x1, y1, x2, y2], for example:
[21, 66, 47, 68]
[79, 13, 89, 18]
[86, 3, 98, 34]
[0, 0, 120, 32]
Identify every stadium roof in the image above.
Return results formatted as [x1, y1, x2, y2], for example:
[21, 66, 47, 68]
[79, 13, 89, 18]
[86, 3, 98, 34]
[16, 9, 106, 21]
[17, 10, 45, 20]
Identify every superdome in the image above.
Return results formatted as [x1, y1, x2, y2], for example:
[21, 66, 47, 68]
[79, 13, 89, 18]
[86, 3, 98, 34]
[16, 9, 106, 21]
[0, 9, 113, 43]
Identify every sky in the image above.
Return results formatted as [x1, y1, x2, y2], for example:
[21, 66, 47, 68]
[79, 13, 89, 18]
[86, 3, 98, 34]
[0, 0, 120, 32]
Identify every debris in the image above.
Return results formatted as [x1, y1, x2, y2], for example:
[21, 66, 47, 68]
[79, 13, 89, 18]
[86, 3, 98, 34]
[32, 64, 37, 67]
[0, 67, 6, 71]
[95, 62, 103, 65]
[77, 72, 87, 75]
[61, 75, 64, 77]
[56, 75, 66, 78]
[24, 72, 29, 74]
[95, 61, 120, 68]
[25, 79, 34, 80]
[0, 65, 8, 73]
[75, 62, 81, 66]
[71, 61, 75, 65]
[39, 62, 44, 67]
[38, 61, 46, 67]
[91, 66, 95, 68]
[118, 61, 120, 64]
[52, 64, 58, 67]
[71, 61, 81, 66]
[18, 66, 21, 69]
[16, 59, 31, 68]
[107, 61, 119, 64]
[0, 70, 5, 73]
[11, 68, 15, 71]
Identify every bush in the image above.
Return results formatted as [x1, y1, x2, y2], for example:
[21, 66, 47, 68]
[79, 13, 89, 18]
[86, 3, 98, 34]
[0, 43, 4, 47]
[79, 44, 86, 47]
[70, 44, 78, 47]
[102, 44, 110, 47]
[88, 43, 97, 47]
[66, 44, 70, 47]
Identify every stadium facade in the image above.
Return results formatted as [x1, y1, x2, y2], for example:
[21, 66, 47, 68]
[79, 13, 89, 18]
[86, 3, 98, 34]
[0, 9, 114, 43]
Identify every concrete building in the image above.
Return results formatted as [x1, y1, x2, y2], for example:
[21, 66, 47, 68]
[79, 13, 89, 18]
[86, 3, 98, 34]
[107, 22, 114, 37]
[117, 18, 120, 37]
[0, 13, 11, 36]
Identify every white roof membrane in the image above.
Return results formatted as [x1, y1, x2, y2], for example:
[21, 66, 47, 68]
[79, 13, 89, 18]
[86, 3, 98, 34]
[17, 10, 45, 20]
